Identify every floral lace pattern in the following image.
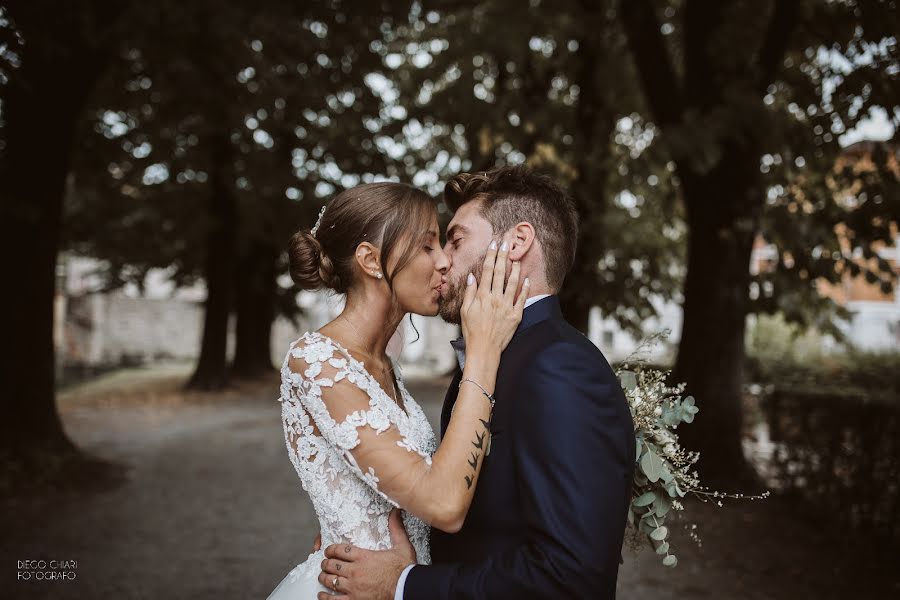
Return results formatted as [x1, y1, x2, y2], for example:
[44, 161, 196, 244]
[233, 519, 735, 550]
[277, 331, 437, 574]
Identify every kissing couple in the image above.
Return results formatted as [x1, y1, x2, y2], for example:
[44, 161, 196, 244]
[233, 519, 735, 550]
[268, 166, 635, 599]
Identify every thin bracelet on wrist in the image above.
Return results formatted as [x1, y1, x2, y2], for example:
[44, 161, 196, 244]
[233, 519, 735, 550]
[459, 378, 496, 411]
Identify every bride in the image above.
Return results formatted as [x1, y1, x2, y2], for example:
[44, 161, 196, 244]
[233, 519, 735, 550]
[267, 181, 528, 598]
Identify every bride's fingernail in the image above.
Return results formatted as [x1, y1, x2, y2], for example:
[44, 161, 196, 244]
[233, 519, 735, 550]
[489, 240, 497, 250]
[524, 277, 530, 287]
[500, 241, 508, 252]
[467, 273, 475, 285]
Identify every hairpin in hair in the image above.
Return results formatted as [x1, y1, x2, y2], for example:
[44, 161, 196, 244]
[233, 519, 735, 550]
[310, 204, 327, 237]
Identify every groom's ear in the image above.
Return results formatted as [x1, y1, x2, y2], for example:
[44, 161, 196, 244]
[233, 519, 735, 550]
[508, 222, 535, 261]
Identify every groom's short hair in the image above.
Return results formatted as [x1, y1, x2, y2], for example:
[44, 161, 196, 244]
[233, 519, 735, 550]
[444, 166, 579, 290]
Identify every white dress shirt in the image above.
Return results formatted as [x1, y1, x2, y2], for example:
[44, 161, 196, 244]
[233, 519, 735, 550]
[394, 293, 551, 600]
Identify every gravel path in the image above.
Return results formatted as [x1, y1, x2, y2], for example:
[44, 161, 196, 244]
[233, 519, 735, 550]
[3, 367, 896, 599]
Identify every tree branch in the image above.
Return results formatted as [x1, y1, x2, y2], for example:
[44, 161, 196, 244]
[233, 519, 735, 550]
[618, 0, 684, 128]
[755, 0, 800, 94]
[683, 0, 733, 109]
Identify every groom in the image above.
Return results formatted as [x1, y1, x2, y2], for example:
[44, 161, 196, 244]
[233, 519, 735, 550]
[318, 166, 635, 599]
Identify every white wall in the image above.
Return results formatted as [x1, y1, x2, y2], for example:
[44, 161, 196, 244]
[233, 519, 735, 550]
[841, 300, 900, 351]
[59, 283, 460, 376]
[587, 297, 682, 364]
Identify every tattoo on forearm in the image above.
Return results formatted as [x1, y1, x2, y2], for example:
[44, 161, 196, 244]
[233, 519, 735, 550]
[463, 417, 492, 489]
[467, 451, 479, 470]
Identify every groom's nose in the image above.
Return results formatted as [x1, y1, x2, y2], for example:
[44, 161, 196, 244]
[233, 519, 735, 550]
[434, 246, 451, 274]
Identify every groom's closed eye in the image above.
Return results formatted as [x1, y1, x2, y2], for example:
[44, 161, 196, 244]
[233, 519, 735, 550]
[445, 224, 469, 249]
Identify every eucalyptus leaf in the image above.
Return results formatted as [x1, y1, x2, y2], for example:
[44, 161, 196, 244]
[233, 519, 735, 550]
[633, 491, 656, 507]
[641, 450, 664, 483]
[662, 408, 681, 427]
[659, 465, 674, 483]
[662, 554, 678, 567]
[619, 370, 638, 392]
[664, 480, 678, 498]
[655, 542, 669, 555]
[650, 526, 668, 541]
[653, 496, 671, 517]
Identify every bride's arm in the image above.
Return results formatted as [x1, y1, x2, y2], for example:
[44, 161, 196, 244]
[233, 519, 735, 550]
[299, 345, 501, 533]
[291, 241, 526, 533]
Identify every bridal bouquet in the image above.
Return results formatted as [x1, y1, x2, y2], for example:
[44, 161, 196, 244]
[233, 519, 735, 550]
[617, 337, 768, 567]
[618, 365, 697, 567]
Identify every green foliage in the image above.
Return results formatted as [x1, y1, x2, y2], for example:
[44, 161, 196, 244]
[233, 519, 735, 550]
[746, 312, 900, 401]
[388, 0, 686, 334]
[64, 0, 413, 301]
[745, 312, 830, 381]
[751, 0, 900, 331]
[49, 0, 899, 340]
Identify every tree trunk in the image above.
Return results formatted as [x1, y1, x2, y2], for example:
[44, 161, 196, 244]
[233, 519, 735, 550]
[0, 2, 125, 488]
[0, 60, 81, 460]
[232, 242, 276, 379]
[560, 12, 614, 335]
[187, 132, 237, 391]
[560, 167, 608, 334]
[672, 153, 763, 488]
[618, 0, 798, 488]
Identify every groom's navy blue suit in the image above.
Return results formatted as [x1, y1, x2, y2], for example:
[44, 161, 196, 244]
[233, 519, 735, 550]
[404, 295, 634, 599]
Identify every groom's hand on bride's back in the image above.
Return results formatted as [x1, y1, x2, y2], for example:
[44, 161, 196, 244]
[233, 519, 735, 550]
[318, 509, 416, 600]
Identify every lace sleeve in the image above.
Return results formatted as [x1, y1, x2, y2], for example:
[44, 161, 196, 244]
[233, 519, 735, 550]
[284, 337, 435, 518]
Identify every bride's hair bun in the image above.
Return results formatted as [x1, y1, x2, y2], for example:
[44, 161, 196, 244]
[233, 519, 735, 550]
[288, 229, 341, 291]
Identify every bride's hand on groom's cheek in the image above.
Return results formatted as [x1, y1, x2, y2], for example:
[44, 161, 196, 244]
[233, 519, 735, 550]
[318, 509, 416, 600]
[461, 233, 528, 358]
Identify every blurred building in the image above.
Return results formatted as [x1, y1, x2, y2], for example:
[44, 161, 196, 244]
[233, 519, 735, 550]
[750, 231, 900, 351]
[587, 299, 682, 364]
[53, 255, 458, 380]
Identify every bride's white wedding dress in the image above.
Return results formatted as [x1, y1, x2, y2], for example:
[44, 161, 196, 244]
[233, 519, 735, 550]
[267, 332, 437, 599]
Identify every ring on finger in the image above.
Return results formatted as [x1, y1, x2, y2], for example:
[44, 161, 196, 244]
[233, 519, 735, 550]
[332, 575, 339, 591]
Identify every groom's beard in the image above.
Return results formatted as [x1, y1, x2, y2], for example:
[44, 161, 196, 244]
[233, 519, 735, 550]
[438, 251, 486, 324]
